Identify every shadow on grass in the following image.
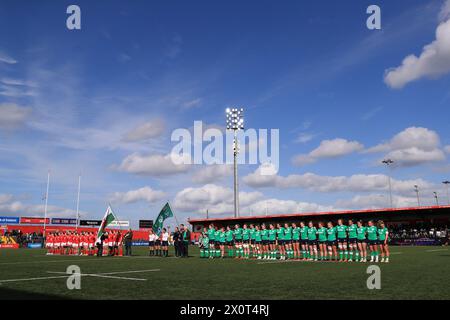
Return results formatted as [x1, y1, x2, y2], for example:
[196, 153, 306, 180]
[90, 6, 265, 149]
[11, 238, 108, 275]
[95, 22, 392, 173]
[0, 287, 72, 300]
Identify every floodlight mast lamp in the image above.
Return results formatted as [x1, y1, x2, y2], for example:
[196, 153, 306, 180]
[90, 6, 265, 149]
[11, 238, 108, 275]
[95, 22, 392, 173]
[382, 159, 394, 208]
[226, 108, 244, 218]
[414, 185, 420, 207]
[443, 181, 450, 205]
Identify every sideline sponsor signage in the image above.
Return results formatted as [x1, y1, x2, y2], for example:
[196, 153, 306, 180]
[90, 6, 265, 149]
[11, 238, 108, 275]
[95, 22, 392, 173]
[51, 218, 77, 225]
[20, 217, 50, 225]
[79, 219, 101, 226]
[109, 220, 130, 227]
[27, 243, 43, 249]
[0, 244, 19, 249]
[132, 241, 149, 246]
[139, 220, 153, 229]
[0, 216, 20, 224]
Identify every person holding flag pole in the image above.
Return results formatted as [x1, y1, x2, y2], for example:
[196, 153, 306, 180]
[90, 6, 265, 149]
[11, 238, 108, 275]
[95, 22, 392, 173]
[96, 204, 118, 256]
[153, 202, 175, 256]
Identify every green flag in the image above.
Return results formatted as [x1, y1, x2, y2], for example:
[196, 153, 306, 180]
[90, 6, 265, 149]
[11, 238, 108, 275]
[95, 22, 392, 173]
[96, 205, 116, 241]
[153, 202, 173, 235]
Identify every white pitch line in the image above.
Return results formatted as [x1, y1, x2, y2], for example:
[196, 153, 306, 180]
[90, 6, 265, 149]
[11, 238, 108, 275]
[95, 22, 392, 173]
[44, 271, 147, 281]
[0, 258, 109, 266]
[0, 275, 72, 284]
[426, 249, 448, 252]
[47, 269, 160, 276]
[0, 269, 161, 284]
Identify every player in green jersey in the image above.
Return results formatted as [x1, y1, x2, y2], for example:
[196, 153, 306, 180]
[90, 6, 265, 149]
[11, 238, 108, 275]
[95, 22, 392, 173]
[299, 222, 309, 260]
[242, 224, 251, 259]
[326, 222, 338, 261]
[249, 224, 256, 258]
[347, 219, 358, 262]
[284, 223, 293, 259]
[307, 221, 318, 261]
[207, 224, 216, 258]
[225, 226, 234, 258]
[275, 223, 284, 260]
[291, 223, 301, 259]
[377, 220, 390, 263]
[254, 225, 262, 259]
[356, 220, 368, 262]
[367, 220, 379, 262]
[336, 219, 348, 262]
[218, 227, 226, 258]
[234, 224, 243, 259]
[261, 224, 269, 259]
[199, 228, 209, 258]
[213, 227, 221, 258]
[317, 222, 328, 261]
[268, 224, 277, 260]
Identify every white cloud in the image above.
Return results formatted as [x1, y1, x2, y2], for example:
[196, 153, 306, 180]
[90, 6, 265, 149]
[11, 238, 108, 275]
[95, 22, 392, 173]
[384, 17, 450, 88]
[294, 132, 316, 144]
[192, 165, 233, 184]
[173, 184, 263, 214]
[117, 153, 190, 176]
[0, 103, 31, 129]
[122, 119, 165, 142]
[0, 194, 81, 218]
[444, 145, 450, 153]
[182, 98, 202, 110]
[439, 0, 450, 22]
[110, 186, 166, 204]
[367, 127, 446, 166]
[0, 51, 17, 64]
[335, 194, 418, 210]
[293, 138, 363, 166]
[243, 165, 434, 195]
[172, 184, 331, 216]
[244, 199, 333, 215]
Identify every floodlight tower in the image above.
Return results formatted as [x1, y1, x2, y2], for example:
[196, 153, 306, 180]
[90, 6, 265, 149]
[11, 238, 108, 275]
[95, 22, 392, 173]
[443, 181, 450, 205]
[382, 159, 394, 208]
[226, 108, 244, 218]
[414, 185, 420, 207]
[433, 192, 439, 206]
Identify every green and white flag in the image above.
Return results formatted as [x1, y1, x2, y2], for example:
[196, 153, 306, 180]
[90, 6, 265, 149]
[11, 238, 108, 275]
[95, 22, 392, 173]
[153, 202, 173, 236]
[96, 205, 116, 241]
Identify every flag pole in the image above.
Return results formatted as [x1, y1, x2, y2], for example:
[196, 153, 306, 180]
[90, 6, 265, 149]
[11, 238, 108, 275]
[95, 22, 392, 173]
[168, 201, 180, 227]
[43, 170, 50, 238]
[75, 174, 81, 232]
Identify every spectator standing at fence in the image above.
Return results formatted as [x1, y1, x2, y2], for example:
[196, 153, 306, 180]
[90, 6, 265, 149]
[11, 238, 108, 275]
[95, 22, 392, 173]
[123, 228, 133, 256]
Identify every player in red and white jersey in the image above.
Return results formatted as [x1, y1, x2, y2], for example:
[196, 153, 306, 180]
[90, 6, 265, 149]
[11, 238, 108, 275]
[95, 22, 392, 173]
[72, 232, 80, 255]
[89, 232, 96, 256]
[45, 232, 53, 255]
[107, 231, 115, 256]
[114, 230, 122, 256]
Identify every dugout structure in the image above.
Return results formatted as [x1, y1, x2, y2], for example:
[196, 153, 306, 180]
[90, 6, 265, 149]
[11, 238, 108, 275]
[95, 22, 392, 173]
[188, 205, 450, 234]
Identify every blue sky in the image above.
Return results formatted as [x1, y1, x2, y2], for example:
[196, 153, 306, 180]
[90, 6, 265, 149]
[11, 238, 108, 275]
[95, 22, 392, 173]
[0, 0, 450, 226]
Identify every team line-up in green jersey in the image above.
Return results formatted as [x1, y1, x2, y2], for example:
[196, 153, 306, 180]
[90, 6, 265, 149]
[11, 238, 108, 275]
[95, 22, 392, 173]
[200, 220, 390, 263]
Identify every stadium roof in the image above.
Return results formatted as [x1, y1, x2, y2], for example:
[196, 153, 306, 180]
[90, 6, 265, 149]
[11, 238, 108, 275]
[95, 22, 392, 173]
[188, 205, 450, 224]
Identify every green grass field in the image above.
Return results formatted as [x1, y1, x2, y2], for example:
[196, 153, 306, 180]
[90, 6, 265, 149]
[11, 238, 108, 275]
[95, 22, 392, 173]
[0, 246, 449, 300]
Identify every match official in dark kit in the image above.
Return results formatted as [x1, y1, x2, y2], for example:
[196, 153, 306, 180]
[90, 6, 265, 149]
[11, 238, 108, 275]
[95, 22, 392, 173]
[173, 226, 181, 257]
[181, 224, 191, 257]
[123, 228, 133, 256]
